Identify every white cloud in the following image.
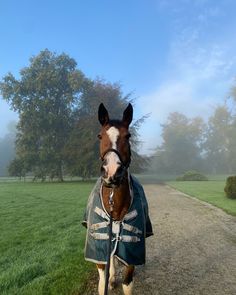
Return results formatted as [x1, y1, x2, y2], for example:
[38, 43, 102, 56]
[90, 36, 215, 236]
[137, 3, 236, 155]
[139, 81, 215, 123]
[138, 37, 235, 125]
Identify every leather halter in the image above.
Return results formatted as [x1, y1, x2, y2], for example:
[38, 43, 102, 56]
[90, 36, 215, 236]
[100, 148, 131, 170]
[100, 148, 131, 188]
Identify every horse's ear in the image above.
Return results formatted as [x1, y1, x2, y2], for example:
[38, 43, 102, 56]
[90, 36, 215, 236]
[122, 103, 133, 127]
[98, 103, 109, 126]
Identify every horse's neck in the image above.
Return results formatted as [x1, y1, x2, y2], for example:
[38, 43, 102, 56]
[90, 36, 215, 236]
[102, 177, 131, 221]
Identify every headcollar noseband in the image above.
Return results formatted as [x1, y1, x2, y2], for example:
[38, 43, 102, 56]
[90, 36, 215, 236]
[100, 148, 131, 170]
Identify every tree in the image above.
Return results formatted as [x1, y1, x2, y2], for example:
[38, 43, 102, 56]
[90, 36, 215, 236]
[203, 105, 232, 173]
[65, 79, 148, 179]
[152, 112, 205, 174]
[228, 124, 236, 173]
[0, 49, 86, 181]
[228, 86, 236, 173]
[8, 158, 26, 179]
[1, 51, 147, 180]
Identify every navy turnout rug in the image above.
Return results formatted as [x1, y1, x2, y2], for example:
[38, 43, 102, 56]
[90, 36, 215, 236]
[82, 175, 153, 266]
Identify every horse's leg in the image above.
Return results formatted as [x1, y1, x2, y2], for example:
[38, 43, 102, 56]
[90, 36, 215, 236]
[122, 265, 134, 295]
[109, 255, 116, 290]
[97, 264, 105, 295]
[97, 258, 116, 294]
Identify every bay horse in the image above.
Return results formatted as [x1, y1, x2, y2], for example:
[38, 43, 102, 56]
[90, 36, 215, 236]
[83, 103, 153, 295]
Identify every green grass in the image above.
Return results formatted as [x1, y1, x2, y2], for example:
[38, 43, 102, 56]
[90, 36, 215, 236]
[167, 180, 236, 216]
[206, 174, 235, 181]
[0, 181, 96, 295]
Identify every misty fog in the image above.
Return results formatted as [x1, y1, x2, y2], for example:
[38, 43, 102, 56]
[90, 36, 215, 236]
[0, 122, 16, 176]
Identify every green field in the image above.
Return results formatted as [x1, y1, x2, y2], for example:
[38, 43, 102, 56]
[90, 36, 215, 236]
[168, 180, 236, 216]
[0, 181, 95, 295]
[2, 177, 235, 294]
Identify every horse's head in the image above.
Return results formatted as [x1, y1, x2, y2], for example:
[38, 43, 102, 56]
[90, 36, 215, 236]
[98, 103, 133, 187]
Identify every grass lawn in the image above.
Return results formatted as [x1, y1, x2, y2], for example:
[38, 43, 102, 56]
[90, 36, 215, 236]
[167, 180, 236, 216]
[0, 181, 96, 295]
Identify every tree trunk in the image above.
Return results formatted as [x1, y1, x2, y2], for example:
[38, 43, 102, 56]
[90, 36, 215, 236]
[57, 162, 64, 182]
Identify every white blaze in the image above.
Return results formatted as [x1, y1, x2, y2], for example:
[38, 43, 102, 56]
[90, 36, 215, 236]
[106, 126, 119, 149]
[104, 127, 121, 180]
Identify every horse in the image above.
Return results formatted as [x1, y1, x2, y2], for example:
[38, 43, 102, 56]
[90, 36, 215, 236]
[82, 103, 153, 295]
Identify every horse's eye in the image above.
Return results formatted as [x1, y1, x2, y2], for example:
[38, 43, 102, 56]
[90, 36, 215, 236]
[97, 134, 102, 140]
[125, 133, 131, 139]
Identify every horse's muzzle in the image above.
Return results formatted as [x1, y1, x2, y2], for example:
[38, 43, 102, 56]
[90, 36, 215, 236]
[100, 148, 130, 187]
[101, 164, 126, 187]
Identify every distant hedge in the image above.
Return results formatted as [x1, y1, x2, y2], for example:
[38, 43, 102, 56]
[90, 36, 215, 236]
[224, 176, 236, 199]
[176, 170, 208, 181]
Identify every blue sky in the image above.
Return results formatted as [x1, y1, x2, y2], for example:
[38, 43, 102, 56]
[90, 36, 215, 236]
[0, 0, 236, 154]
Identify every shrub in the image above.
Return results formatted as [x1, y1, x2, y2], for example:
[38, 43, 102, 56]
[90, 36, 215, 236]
[224, 176, 236, 199]
[176, 170, 208, 181]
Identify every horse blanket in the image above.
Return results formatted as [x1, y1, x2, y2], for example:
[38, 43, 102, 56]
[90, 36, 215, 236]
[82, 175, 153, 265]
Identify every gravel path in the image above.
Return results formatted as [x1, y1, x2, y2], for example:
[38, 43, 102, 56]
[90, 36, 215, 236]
[84, 184, 236, 295]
